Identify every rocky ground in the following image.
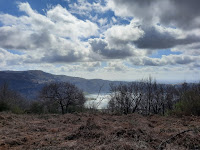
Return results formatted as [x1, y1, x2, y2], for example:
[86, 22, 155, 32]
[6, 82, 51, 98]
[0, 112, 200, 150]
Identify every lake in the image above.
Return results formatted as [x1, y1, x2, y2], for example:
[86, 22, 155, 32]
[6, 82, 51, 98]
[85, 93, 111, 109]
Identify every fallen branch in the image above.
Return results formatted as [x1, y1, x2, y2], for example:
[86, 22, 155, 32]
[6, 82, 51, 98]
[158, 127, 200, 150]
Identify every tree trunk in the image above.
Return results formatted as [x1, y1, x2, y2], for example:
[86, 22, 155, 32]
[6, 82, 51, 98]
[59, 101, 65, 114]
[61, 105, 64, 114]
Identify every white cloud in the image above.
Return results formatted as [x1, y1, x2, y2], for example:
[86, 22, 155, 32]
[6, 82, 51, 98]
[98, 18, 108, 26]
[105, 19, 144, 48]
[0, 2, 99, 64]
[46, 4, 99, 39]
[105, 61, 128, 72]
[0, 2, 99, 41]
[129, 54, 200, 67]
[69, 0, 109, 16]
[111, 17, 117, 23]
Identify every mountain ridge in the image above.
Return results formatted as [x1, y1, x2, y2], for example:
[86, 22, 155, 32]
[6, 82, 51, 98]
[0, 70, 125, 100]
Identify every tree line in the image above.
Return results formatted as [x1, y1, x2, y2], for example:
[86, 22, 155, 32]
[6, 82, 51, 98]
[108, 77, 197, 115]
[0, 77, 200, 116]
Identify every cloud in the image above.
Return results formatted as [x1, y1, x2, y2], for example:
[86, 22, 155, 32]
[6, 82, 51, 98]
[171, 42, 200, 56]
[107, 0, 200, 30]
[89, 38, 135, 59]
[129, 55, 199, 66]
[0, 2, 99, 63]
[58, 62, 102, 72]
[105, 0, 200, 57]
[69, 0, 108, 16]
[106, 61, 128, 72]
[89, 19, 146, 59]
[106, 0, 160, 24]
[90, 17, 200, 59]
[0, 48, 26, 66]
[46, 4, 99, 39]
[105, 19, 144, 47]
[0, 26, 31, 50]
[98, 18, 108, 26]
[159, 0, 200, 30]
[41, 50, 87, 63]
[0, 2, 99, 43]
[134, 26, 200, 50]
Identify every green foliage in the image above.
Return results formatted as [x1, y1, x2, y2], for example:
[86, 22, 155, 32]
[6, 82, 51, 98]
[67, 105, 85, 113]
[170, 91, 200, 116]
[0, 101, 10, 112]
[10, 105, 24, 114]
[0, 82, 28, 114]
[45, 101, 60, 114]
[29, 101, 44, 114]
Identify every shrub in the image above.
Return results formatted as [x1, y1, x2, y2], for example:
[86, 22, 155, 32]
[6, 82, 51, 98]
[0, 82, 28, 113]
[10, 105, 24, 114]
[170, 91, 200, 116]
[29, 101, 44, 114]
[0, 101, 10, 112]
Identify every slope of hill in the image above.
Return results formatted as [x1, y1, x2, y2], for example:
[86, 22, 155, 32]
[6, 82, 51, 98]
[0, 70, 123, 100]
[0, 113, 199, 150]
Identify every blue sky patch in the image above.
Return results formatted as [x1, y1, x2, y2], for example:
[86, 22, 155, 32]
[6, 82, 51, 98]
[7, 49, 25, 55]
[150, 49, 182, 58]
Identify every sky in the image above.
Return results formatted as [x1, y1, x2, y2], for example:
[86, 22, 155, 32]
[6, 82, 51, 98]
[0, 0, 200, 83]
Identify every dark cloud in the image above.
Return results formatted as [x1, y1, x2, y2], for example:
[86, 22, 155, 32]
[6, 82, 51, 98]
[172, 55, 194, 65]
[160, 0, 200, 30]
[0, 27, 30, 50]
[135, 27, 176, 49]
[109, 0, 200, 30]
[134, 27, 200, 49]
[0, 27, 53, 50]
[90, 39, 133, 59]
[41, 51, 85, 63]
[30, 30, 53, 48]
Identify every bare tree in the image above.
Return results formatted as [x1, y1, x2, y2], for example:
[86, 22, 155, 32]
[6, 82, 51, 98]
[108, 77, 180, 115]
[145, 76, 154, 115]
[40, 82, 86, 114]
[108, 77, 200, 115]
[108, 82, 145, 114]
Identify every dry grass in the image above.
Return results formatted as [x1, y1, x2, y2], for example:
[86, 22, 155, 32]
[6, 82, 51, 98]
[0, 112, 200, 150]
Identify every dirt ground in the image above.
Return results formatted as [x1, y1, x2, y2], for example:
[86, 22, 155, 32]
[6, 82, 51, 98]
[0, 112, 200, 150]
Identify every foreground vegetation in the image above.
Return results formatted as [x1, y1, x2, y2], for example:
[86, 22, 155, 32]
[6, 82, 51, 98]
[0, 112, 200, 150]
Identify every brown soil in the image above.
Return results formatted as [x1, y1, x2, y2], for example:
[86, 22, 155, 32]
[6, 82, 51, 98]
[0, 112, 200, 150]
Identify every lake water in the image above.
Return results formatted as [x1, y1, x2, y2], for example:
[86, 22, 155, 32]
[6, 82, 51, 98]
[85, 93, 111, 109]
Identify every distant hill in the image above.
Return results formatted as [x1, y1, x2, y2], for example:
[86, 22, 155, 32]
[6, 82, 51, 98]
[0, 70, 125, 100]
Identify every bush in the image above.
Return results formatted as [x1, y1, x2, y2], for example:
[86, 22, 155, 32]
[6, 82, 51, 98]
[10, 105, 24, 114]
[29, 101, 44, 114]
[170, 91, 200, 116]
[0, 82, 28, 113]
[0, 101, 10, 112]
[67, 105, 85, 113]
